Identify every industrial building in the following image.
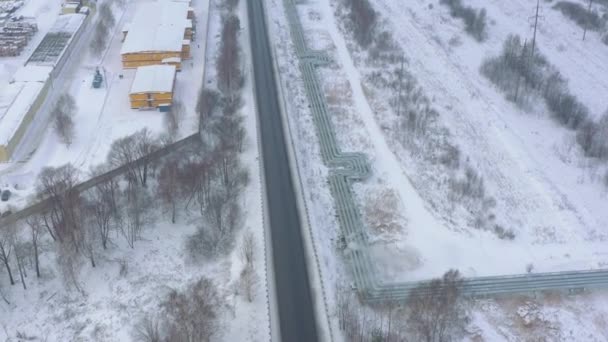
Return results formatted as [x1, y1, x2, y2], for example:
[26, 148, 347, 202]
[120, 0, 194, 70]
[0, 65, 52, 162]
[129, 64, 176, 110]
[0, 12, 88, 162]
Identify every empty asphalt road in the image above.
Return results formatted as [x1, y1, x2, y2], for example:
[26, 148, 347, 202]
[247, 0, 319, 341]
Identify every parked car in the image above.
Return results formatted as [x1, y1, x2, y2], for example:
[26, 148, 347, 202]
[1, 190, 11, 201]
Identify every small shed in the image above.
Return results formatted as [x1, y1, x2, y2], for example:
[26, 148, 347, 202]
[129, 65, 176, 110]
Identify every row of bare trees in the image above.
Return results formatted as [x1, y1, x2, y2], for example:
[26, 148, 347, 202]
[90, 1, 117, 55]
[482, 34, 608, 178]
[338, 270, 468, 342]
[183, 1, 248, 261]
[134, 1, 251, 340]
[0, 127, 167, 293]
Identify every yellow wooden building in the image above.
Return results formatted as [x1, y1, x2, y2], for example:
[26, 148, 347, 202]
[129, 65, 176, 110]
[121, 0, 193, 70]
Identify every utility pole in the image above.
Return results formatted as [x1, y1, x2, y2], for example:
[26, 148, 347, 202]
[514, 39, 528, 103]
[396, 54, 405, 117]
[583, 0, 593, 41]
[530, 0, 541, 59]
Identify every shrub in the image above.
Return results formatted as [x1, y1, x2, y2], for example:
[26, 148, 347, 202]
[407, 270, 468, 342]
[576, 113, 608, 160]
[554, 1, 606, 31]
[544, 88, 589, 130]
[344, 0, 377, 47]
[493, 224, 516, 240]
[440, 0, 488, 41]
[449, 165, 485, 201]
[161, 278, 221, 342]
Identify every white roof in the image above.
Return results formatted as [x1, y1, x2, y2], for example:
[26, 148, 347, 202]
[121, 1, 191, 55]
[49, 13, 86, 34]
[11, 65, 52, 83]
[130, 65, 176, 94]
[0, 81, 44, 146]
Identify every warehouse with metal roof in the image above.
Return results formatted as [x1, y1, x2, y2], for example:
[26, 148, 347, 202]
[129, 64, 176, 110]
[120, 0, 194, 70]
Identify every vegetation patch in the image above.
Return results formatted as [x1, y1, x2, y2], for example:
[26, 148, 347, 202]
[440, 0, 488, 41]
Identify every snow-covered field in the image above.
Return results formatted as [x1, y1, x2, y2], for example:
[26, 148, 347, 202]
[0, 0, 269, 340]
[364, 0, 608, 279]
[269, 0, 608, 339]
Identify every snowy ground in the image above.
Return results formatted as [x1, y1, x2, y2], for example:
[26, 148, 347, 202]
[0, 0, 64, 84]
[269, 0, 608, 340]
[364, 0, 608, 280]
[0, 0, 208, 215]
[1, 0, 269, 340]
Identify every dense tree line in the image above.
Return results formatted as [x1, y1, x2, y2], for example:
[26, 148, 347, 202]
[553, 1, 606, 32]
[337, 270, 468, 341]
[482, 34, 608, 165]
[90, 1, 117, 55]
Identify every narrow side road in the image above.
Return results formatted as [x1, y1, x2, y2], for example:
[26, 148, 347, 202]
[246, 0, 319, 341]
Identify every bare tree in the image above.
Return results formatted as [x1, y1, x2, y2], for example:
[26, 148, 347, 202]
[108, 129, 159, 187]
[52, 94, 76, 146]
[161, 278, 221, 342]
[108, 134, 139, 186]
[239, 265, 258, 302]
[121, 186, 153, 248]
[217, 15, 243, 103]
[99, 2, 116, 28]
[90, 2, 115, 55]
[36, 164, 82, 249]
[0, 224, 15, 286]
[212, 110, 246, 153]
[25, 216, 44, 278]
[56, 239, 84, 295]
[133, 129, 160, 187]
[196, 88, 220, 133]
[239, 231, 255, 266]
[158, 160, 180, 224]
[239, 230, 257, 302]
[86, 166, 122, 251]
[81, 216, 98, 268]
[133, 314, 161, 342]
[165, 100, 184, 140]
[13, 240, 28, 290]
[407, 269, 468, 342]
[344, 0, 377, 47]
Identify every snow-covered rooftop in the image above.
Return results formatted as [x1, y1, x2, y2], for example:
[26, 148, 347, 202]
[0, 81, 44, 146]
[49, 13, 86, 34]
[121, 1, 191, 55]
[11, 65, 52, 83]
[130, 65, 176, 94]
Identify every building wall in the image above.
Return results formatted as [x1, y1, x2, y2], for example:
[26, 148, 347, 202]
[0, 145, 8, 162]
[4, 79, 51, 161]
[122, 51, 184, 69]
[129, 91, 174, 109]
